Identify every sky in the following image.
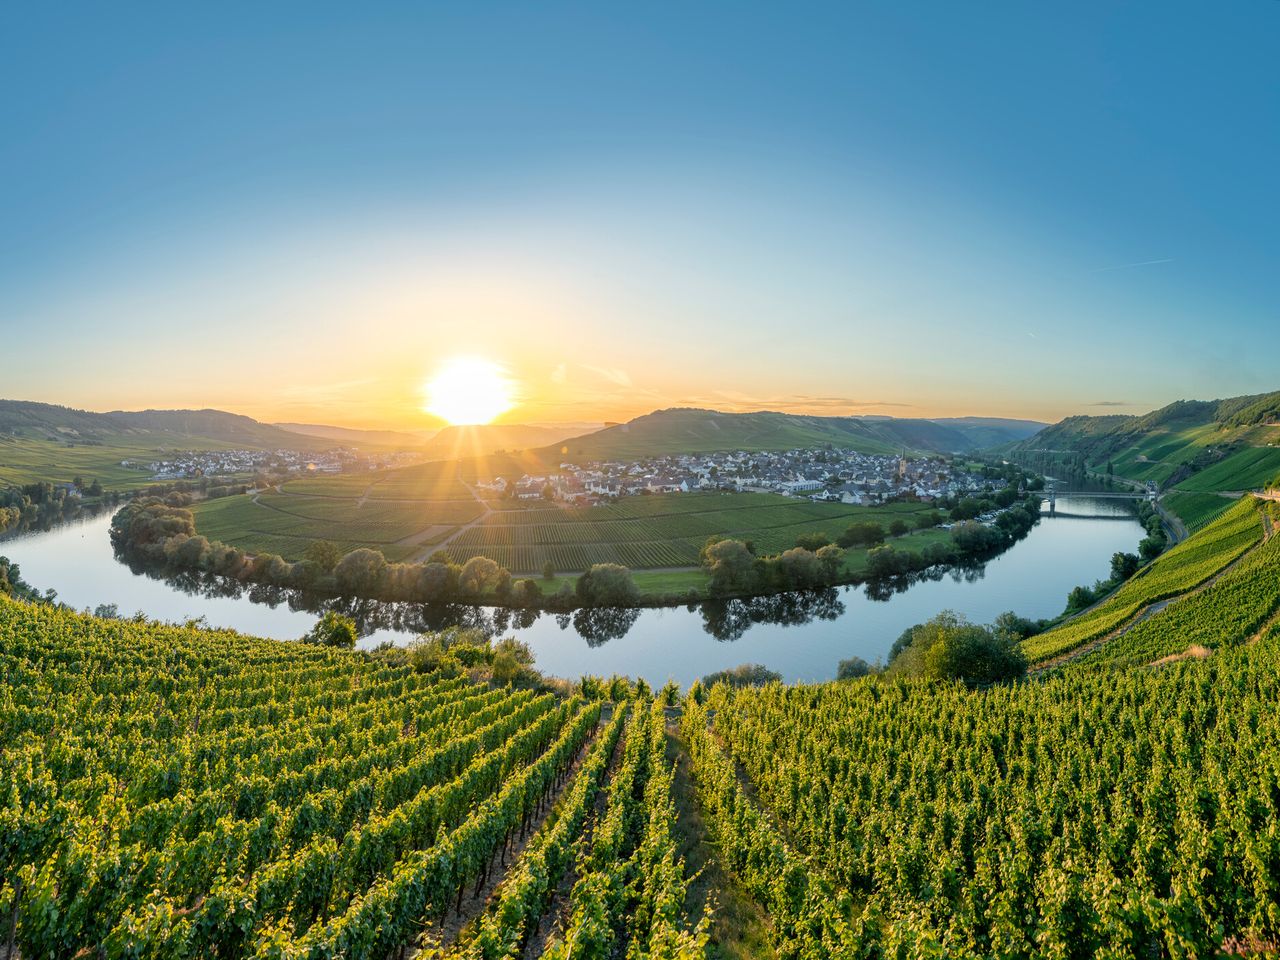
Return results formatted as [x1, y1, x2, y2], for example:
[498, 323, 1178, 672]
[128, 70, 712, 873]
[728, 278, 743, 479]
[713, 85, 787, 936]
[2, 2, 1278, 428]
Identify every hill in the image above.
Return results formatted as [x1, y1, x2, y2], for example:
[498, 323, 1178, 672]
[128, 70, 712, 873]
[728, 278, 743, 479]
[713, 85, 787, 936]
[276, 421, 439, 448]
[1008, 390, 1280, 491]
[7, 499, 1280, 956]
[0, 399, 329, 450]
[0, 400, 333, 489]
[543, 408, 1044, 461]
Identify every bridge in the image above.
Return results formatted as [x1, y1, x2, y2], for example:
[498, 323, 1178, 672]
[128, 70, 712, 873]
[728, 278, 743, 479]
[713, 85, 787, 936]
[1040, 485, 1156, 517]
[1041, 489, 1152, 499]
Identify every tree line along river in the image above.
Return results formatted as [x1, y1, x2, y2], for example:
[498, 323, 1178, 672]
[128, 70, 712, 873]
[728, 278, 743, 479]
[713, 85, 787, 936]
[0, 496, 1143, 687]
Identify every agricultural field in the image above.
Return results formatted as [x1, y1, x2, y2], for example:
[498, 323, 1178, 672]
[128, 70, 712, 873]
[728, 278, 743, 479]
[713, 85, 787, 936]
[1078, 504, 1280, 667]
[0, 597, 706, 957]
[193, 468, 941, 574]
[691, 627, 1280, 956]
[1173, 445, 1280, 492]
[1022, 496, 1265, 662]
[1163, 490, 1236, 532]
[0, 434, 246, 490]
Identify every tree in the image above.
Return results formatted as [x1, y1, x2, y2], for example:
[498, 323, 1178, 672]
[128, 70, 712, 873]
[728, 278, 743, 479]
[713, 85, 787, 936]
[836, 522, 884, 548]
[795, 532, 832, 552]
[333, 548, 387, 595]
[815, 544, 845, 580]
[304, 539, 343, 573]
[701, 538, 758, 594]
[837, 656, 872, 680]
[1139, 535, 1166, 561]
[542, 560, 556, 581]
[302, 611, 358, 648]
[890, 611, 1026, 686]
[1110, 551, 1141, 583]
[459, 556, 502, 595]
[888, 518, 910, 537]
[575, 563, 640, 605]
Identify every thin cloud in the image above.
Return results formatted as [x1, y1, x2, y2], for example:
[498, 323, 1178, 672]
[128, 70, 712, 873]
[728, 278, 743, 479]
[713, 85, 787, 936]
[1089, 401, 1132, 407]
[582, 365, 632, 387]
[1089, 257, 1174, 274]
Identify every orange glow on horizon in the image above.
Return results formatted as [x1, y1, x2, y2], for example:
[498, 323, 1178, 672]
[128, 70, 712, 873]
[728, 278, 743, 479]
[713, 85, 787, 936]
[422, 356, 517, 425]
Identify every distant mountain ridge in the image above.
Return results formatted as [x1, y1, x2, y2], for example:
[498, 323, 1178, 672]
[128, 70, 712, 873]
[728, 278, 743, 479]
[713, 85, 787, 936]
[0, 400, 329, 450]
[540, 408, 1046, 461]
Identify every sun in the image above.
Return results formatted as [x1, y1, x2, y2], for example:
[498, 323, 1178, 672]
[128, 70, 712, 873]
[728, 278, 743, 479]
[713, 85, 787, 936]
[423, 356, 515, 425]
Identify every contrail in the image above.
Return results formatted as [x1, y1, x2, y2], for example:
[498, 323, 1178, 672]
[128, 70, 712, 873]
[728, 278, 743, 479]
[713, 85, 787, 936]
[1089, 257, 1174, 273]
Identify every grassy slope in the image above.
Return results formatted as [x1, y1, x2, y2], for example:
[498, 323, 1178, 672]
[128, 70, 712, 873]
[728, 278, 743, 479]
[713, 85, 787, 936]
[0, 434, 247, 490]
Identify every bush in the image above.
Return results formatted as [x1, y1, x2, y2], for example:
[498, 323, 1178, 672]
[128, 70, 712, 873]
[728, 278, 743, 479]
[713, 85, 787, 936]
[888, 611, 1027, 686]
[795, 531, 832, 552]
[700, 663, 782, 688]
[575, 563, 640, 606]
[301, 611, 358, 649]
[837, 656, 873, 680]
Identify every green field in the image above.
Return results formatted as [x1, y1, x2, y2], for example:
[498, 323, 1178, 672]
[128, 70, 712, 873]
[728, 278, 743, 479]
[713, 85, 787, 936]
[1173, 445, 1280, 492]
[0, 434, 245, 490]
[194, 467, 941, 575]
[1163, 489, 1237, 532]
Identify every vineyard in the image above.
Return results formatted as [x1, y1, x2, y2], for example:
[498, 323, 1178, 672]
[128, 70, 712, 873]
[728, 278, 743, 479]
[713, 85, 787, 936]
[690, 628, 1280, 957]
[0, 597, 707, 958]
[194, 482, 938, 574]
[1162, 490, 1234, 533]
[1021, 496, 1266, 662]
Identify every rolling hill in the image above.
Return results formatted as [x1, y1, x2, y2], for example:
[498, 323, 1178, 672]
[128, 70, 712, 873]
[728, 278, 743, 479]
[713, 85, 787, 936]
[1007, 390, 1280, 493]
[540, 408, 1044, 461]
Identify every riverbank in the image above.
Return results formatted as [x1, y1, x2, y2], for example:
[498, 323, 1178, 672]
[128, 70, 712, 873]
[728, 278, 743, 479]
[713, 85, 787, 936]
[109, 490, 1047, 612]
[0, 499, 1146, 685]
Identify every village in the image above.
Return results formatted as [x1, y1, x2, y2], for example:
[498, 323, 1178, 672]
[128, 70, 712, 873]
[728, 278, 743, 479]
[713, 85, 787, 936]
[483, 448, 1011, 507]
[120, 447, 416, 481]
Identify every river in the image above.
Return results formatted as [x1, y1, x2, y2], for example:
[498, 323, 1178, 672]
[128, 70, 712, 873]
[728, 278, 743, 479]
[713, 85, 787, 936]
[1, 496, 1142, 687]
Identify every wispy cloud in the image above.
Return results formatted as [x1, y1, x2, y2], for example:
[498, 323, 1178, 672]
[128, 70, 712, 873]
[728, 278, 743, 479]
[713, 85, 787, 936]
[1089, 257, 1174, 274]
[1089, 400, 1132, 407]
[582, 365, 632, 387]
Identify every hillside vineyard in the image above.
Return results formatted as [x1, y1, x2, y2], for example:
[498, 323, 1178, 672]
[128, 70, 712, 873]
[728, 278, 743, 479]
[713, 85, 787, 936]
[4, 462, 1280, 957]
[0, 599, 706, 958]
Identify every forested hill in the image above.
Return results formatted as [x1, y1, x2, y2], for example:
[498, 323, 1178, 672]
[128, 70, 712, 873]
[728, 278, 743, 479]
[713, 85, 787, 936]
[0, 400, 329, 450]
[1007, 390, 1280, 490]
[542, 408, 1044, 460]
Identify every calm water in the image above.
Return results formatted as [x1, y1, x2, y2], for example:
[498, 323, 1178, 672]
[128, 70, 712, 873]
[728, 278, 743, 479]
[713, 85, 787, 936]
[1, 498, 1142, 687]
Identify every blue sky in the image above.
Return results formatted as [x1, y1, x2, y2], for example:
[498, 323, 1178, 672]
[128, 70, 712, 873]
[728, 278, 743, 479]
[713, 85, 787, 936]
[2, 2, 1277, 426]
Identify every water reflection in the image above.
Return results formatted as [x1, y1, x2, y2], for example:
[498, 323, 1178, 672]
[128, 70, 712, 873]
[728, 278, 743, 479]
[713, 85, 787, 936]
[2, 502, 1147, 685]
[112, 547, 849, 645]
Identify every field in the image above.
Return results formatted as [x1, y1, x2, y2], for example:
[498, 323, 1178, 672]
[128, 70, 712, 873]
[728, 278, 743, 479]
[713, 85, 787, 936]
[1163, 489, 1235, 532]
[0, 434, 246, 490]
[10, 482, 1280, 956]
[0, 597, 706, 957]
[1173, 445, 1280, 492]
[1021, 496, 1265, 662]
[691, 624, 1280, 956]
[193, 464, 940, 575]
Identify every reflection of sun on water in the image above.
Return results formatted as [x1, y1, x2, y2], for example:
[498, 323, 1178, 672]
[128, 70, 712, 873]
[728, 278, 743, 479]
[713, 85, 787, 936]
[423, 357, 515, 425]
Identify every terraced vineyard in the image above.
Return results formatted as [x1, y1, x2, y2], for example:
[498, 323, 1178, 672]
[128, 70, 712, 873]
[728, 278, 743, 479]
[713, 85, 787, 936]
[0, 597, 707, 958]
[689, 629, 1280, 956]
[1163, 490, 1235, 532]
[1022, 496, 1266, 662]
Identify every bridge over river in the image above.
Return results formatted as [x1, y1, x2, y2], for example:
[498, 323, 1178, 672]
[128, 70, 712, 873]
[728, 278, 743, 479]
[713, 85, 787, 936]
[1039, 486, 1155, 520]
